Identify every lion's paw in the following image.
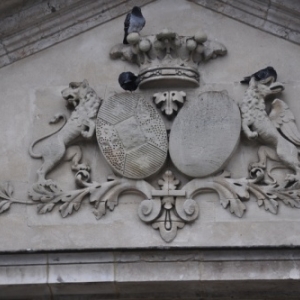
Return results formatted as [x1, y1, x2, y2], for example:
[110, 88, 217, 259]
[247, 131, 258, 140]
[49, 113, 64, 124]
[81, 130, 92, 138]
[72, 164, 90, 172]
[285, 173, 300, 183]
[249, 162, 266, 171]
[36, 179, 59, 188]
[283, 173, 300, 188]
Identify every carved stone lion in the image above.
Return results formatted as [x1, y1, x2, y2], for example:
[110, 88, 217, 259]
[29, 80, 102, 183]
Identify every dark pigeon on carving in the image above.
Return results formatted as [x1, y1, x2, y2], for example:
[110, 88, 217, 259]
[123, 6, 146, 44]
[118, 72, 141, 92]
[240, 66, 277, 84]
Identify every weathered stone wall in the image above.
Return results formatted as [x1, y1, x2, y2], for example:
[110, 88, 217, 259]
[0, 0, 299, 251]
[0, 0, 300, 298]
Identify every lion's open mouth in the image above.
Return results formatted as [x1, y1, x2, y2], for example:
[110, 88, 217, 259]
[65, 95, 75, 101]
[63, 94, 79, 107]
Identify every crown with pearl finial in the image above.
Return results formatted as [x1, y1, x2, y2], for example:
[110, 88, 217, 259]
[110, 28, 227, 88]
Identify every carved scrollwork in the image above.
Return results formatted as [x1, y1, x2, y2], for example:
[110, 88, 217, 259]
[175, 197, 198, 222]
[137, 170, 199, 242]
[138, 198, 161, 222]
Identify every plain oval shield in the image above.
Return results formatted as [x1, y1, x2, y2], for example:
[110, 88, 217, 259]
[169, 91, 241, 177]
[96, 93, 168, 179]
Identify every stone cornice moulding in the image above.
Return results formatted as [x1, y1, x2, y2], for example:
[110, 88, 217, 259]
[2, 248, 300, 299]
[0, 0, 155, 69]
[189, 0, 300, 46]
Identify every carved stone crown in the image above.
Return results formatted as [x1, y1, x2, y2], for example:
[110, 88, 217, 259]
[110, 28, 227, 88]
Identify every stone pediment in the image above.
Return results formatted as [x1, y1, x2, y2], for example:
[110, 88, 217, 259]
[0, 0, 300, 249]
[1, 0, 300, 69]
[1, 1, 300, 298]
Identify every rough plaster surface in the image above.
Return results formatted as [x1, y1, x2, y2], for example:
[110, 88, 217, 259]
[0, 0, 299, 252]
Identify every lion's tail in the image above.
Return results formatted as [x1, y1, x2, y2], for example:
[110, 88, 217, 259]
[29, 114, 67, 158]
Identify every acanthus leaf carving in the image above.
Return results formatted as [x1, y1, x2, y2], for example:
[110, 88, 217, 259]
[153, 91, 186, 118]
[89, 176, 154, 219]
[29, 171, 95, 217]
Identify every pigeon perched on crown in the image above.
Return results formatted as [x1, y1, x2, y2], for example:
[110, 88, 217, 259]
[110, 28, 227, 88]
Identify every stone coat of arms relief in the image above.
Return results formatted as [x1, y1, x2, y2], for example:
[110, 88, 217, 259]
[1, 22, 300, 243]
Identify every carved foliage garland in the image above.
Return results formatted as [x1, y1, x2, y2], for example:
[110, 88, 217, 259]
[3, 165, 300, 242]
